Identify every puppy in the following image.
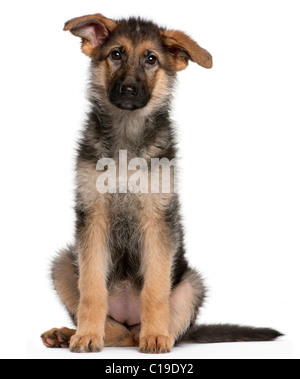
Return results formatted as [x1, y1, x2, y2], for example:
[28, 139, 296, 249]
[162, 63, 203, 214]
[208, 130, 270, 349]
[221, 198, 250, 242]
[41, 13, 282, 353]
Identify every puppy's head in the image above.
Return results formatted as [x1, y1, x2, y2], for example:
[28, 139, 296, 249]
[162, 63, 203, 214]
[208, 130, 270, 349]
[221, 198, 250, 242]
[64, 14, 212, 112]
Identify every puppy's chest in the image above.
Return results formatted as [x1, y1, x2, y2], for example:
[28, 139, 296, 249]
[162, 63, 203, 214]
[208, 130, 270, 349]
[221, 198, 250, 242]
[108, 195, 142, 271]
[76, 154, 150, 206]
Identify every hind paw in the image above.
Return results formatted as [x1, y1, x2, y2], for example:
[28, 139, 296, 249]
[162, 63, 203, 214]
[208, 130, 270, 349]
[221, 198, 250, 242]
[41, 327, 76, 348]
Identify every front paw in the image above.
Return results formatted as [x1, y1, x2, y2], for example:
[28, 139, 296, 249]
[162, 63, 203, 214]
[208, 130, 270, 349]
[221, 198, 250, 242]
[70, 333, 104, 353]
[139, 334, 174, 354]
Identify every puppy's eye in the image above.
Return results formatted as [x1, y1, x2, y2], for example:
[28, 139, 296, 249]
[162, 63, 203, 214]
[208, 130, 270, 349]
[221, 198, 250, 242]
[145, 55, 158, 66]
[111, 50, 122, 61]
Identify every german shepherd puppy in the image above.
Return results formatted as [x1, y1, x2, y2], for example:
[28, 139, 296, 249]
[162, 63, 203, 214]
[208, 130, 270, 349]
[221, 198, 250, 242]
[41, 13, 282, 353]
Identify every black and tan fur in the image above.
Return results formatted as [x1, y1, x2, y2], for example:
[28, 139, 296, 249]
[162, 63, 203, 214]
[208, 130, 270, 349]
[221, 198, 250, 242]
[41, 14, 282, 353]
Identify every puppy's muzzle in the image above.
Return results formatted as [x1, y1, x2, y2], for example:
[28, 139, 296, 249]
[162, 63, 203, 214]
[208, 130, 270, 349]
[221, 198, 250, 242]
[108, 77, 150, 111]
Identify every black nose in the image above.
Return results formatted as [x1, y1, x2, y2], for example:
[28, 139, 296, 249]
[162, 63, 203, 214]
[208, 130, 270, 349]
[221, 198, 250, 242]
[120, 82, 138, 97]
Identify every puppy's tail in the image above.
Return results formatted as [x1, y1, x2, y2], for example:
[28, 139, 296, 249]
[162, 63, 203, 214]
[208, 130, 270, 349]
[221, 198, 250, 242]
[178, 324, 283, 344]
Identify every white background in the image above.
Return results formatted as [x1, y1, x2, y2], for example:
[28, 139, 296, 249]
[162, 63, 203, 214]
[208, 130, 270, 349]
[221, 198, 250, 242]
[0, 0, 299, 359]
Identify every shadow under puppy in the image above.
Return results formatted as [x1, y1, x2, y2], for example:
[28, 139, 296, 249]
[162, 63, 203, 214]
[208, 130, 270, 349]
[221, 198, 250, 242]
[41, 13, 282, 353]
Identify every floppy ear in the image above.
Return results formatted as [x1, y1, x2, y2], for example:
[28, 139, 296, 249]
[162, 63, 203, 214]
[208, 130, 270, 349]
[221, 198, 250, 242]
[64, 14, 117, 57]
[160, 29, 212, 71]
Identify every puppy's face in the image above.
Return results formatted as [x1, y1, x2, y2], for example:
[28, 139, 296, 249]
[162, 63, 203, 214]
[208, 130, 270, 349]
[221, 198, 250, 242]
[95, 25, 172, 111]
[64, 15, 212, 112]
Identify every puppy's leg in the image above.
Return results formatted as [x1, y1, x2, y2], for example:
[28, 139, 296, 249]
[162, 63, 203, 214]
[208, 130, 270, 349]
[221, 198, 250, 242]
[131, 269, 204, 352]
[70, 209, 109, 353]
[51, 245, 79, 323]
[139, 200, 175, 354]
[169, 269, 205, 341]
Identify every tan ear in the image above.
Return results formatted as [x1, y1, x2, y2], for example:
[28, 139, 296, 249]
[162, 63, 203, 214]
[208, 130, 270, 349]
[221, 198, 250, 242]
[160, 30, 212, 71]
[64, 14, 117, 57]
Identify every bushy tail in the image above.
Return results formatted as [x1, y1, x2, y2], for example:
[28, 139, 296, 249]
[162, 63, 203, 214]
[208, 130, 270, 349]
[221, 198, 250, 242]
[179, 324, 283, 344]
